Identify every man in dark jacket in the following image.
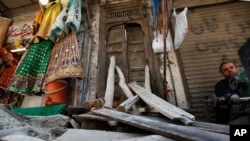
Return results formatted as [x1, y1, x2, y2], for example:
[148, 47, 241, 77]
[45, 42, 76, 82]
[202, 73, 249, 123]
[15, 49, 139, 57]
[214, 60, 242, 124]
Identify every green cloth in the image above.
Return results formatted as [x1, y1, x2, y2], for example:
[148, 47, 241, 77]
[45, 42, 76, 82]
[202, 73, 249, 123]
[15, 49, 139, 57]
[11, 104, 66, 116]
[6, 40, 54, 95]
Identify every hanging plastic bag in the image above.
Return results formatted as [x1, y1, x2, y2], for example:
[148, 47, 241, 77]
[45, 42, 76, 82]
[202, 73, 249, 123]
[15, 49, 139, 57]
[173, 7, 188, 49]
[152, 31, 173, 53]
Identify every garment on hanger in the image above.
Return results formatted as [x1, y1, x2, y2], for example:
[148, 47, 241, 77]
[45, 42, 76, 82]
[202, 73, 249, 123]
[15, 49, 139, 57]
[33, 1, 62, 43]
[0, 49, 18, 89]
[6, 40, 54, 95]
[44, 31, 83, 86]
[48, 0, 82, 43]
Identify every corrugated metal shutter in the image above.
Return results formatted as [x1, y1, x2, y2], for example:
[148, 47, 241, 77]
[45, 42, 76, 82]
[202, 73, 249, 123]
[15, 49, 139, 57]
[178, 2, 250, 122]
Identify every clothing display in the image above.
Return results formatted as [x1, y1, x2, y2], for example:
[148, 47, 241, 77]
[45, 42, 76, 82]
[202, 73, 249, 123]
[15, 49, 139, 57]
[33, 10, 44, 35]
[44, 31, 83, 86]
[0, 49, 18, 89]
[48, 0, 82, 43]
[1, 0, 85, 103]
[6, 40, 54, 95]
[33, 1, 62, 43]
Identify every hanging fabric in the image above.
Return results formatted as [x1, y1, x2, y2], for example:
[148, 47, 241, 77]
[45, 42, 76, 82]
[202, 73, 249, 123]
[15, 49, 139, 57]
[6, 40, 54, 95]
[33, 1, 62, 43]
[44, 31, 83, 86]
[149, 0, 161, 27]
[0, 48, 19, 89]
[48, 0, 82, 43]
[152, 30, 173, 53]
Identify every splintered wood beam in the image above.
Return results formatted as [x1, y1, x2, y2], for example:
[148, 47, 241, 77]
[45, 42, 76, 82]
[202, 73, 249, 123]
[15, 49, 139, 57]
[128, 82, 195, 124]
[117, 95, 139, 112]
[103, 56, 116, 109]
[92, 108, 229, 141]
[116, 66, 139, 113]
[115, 66, 134, 98]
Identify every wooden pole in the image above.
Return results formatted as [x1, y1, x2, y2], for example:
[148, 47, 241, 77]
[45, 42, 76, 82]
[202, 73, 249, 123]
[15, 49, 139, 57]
[162, 0, 167, 100]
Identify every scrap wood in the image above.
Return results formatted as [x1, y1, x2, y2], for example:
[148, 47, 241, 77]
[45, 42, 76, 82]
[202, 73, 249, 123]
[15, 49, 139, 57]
[92, 108, 229, 141]
[116, 65, 140, 113]
[116, 66, 134, 98]
[144, 114, 229, 135]
[103, 56, 116, 109]
[73, 112, 109, 122]
[112, 134, 174, 141]
[128, 82, 195, 125]
[144, 64, 152, 92]
[117, 95, 139, 112]
[193, 121, 229, 135]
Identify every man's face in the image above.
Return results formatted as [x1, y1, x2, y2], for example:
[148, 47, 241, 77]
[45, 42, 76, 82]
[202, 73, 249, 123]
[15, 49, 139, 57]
[221, 62, 239, 78]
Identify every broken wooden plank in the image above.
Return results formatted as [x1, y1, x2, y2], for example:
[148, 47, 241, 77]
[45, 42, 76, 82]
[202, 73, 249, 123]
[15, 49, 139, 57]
[128, 82, 194, 124]
[116, 65, 139, 113]
[117, 95, 139, 112]
[144, 64, 152, 92]
[116, 66, 134, 98]
[112, 134, 174, 141]
[73, 112, 109, 122]
[142, 114, 229, 135]
[92, 108, 229, 141]
[103, 56, 116, 108]
[193, 121, 229, 135]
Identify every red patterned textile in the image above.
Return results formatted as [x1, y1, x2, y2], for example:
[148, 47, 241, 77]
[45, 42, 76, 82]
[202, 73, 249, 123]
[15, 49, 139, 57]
[0, 51, 18, 89]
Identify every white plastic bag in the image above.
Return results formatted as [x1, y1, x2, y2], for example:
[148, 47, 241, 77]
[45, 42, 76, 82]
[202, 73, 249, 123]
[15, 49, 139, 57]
[152, 31, 173, 53]
[173, 7, 188, 49]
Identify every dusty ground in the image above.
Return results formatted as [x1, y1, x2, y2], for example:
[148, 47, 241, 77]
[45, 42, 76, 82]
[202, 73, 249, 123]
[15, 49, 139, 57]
[0, 104, 68, 141]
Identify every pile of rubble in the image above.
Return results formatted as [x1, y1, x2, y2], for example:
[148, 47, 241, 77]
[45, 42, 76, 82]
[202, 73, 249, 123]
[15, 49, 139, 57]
[0, 104, 67, 141]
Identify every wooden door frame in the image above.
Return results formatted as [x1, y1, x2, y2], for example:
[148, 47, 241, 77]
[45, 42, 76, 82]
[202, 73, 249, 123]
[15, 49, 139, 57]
[97, 1, 164, 99]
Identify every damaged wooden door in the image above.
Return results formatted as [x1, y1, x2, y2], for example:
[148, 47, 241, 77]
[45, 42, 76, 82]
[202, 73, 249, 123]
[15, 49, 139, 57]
[106, 23, 146, 84]
[98, 2, 164, 106]
[104, 23, 147, 106]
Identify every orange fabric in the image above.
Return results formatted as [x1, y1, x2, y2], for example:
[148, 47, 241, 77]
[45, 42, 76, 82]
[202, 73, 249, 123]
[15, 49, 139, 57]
[0, 50, 18, 89]
[35, 10, 44, 25]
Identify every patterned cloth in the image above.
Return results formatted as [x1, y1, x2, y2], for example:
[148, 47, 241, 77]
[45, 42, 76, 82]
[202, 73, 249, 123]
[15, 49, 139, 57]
[48, 0, 82, 43]
[44, 31, 83, 85]
[0, 50, 18, 89]
[6, 40, 54, 95]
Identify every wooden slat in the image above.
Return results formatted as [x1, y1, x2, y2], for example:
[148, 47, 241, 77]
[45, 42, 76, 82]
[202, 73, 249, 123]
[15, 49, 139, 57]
[92, 108, 229, 141]
[73, 112, 109, 122]
[112, 135, 174, 141]
[193, 121, 229, 135]
[103, 56, 116, 108]
[128, 82, 195, 125]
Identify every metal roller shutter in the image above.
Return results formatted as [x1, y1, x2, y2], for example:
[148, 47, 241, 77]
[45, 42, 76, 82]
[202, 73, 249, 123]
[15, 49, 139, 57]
[178, 1, 250, 122]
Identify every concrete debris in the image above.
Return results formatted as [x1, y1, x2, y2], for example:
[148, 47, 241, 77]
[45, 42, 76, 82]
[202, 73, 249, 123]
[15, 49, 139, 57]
[0, 104, 68, 141]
